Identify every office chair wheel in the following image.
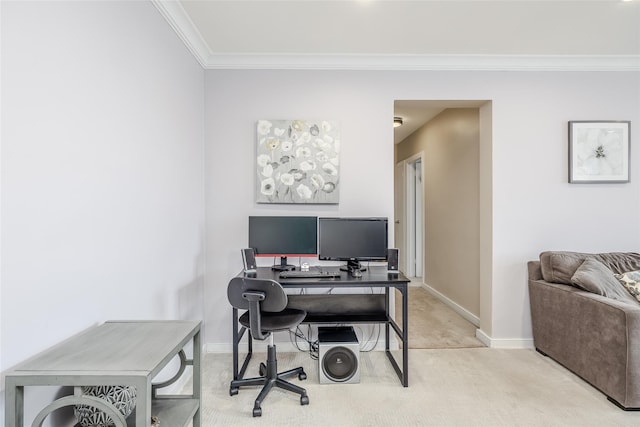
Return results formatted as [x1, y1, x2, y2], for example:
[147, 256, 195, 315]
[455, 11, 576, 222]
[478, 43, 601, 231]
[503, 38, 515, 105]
[298, 371, 307, 381]
[229, 387, 239, 396]
[301, 395, 309, 405]
[259, 362, 266, 377]
[253, 406, 262, 417]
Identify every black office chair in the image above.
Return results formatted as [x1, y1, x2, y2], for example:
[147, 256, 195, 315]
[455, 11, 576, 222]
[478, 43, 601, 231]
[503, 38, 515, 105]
[227, 276, 309, 417]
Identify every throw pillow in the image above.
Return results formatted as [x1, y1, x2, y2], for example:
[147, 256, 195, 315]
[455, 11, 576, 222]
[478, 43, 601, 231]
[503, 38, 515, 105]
[615, 270, 640, 303]
[540, 251, 640, 285]
[570, 258, 638, 304]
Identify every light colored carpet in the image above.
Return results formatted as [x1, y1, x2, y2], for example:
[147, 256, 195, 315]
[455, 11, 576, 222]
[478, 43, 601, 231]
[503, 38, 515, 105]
[188, 283, 631, 425]
[193, 348, 640, 426]
[396, 284, 484, 349]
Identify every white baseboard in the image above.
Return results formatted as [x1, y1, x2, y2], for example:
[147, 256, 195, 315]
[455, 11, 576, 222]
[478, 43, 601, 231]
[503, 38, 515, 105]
[421, 283, 480, 327]
[204, 334, 392, 354]
[476, 329, 535, 349]
[204, 343, 234, 353]
[206, 334, 533, 352]
[203, 341, 314, 354]
[475, 328, 492, 347]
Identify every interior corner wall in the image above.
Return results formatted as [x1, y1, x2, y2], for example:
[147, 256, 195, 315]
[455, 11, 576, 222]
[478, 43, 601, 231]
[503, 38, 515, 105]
[396, 108, 481, 317]
[1, 2, 205, 425]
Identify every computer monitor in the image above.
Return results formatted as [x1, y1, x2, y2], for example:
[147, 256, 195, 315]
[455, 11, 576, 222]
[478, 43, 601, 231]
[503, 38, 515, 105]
[248, 216, 318, 271]
[318, 217, 388, 271]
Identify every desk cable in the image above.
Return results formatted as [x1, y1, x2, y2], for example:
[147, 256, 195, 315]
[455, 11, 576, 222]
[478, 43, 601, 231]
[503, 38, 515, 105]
[289, 322, 381, 358]
[355, 324, 381, 352]
[290, 325, 319, 360]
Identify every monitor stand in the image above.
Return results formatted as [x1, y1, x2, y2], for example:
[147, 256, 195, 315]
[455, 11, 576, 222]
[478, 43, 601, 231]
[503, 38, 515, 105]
[340, 260, 366, 273]
[271, 256, 295, 271]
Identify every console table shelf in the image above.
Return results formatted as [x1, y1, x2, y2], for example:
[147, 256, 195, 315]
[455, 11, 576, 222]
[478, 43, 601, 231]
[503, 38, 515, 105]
[139, 398, 199, 427]
[5, 320, 201, 427]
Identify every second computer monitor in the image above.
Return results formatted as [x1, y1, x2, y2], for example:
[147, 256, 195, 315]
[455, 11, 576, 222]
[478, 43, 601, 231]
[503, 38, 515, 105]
[318, 217, 388, 271]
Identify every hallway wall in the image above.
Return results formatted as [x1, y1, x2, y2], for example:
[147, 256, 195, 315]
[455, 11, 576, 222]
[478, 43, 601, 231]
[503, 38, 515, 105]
[396, 108, 480, 317]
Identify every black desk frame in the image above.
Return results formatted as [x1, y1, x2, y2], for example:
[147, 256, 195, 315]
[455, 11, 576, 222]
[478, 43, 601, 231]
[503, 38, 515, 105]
[231, 267, 409, 387]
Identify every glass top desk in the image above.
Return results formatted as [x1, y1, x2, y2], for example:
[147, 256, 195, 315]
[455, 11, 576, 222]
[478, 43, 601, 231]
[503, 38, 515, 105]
[231, 266, 410, 387]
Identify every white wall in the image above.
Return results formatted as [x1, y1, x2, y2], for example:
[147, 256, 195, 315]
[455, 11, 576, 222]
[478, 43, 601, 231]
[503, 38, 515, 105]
[204, 69, 640, 348]
[488, 71, 639, 344]
[2, 1, 639, 421]
[204, 70, 396, 348]
[1, 1, 205, 424]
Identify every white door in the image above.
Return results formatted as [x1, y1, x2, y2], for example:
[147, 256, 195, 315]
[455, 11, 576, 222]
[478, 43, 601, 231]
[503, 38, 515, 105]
[394, 161, 407, 274]
[403, 153, 424, 278]
[413, 158, 423, 277]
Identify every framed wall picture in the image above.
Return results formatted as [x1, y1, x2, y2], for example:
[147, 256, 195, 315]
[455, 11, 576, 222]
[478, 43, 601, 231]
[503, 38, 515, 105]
[256, 119, 340, 204]
[568, 121, 630, 183]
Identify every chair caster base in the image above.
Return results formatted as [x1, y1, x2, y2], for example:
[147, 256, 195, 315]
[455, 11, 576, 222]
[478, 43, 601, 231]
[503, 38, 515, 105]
[259, 362, 266, 377]
[301, 395, 309, 405]
[299, 371, 307, 381]
[229, 387, 239, 396]
[253, 406, 262, 417]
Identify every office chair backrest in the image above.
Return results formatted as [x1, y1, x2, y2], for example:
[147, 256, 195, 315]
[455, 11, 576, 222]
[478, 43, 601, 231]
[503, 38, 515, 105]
[228, 277, 288, 340]
[228, 277, 288, 311]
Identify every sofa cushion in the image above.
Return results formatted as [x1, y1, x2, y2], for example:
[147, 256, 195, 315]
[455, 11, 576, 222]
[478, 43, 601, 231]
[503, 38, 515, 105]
[570, 259, 639, 305]
[540, 251, 640, 285]
[616, 270, 640, 303]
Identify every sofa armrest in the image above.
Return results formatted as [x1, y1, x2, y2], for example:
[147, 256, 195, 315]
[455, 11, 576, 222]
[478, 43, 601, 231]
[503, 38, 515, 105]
[529, 278, 640, 408]
[527, 260, 543, 281]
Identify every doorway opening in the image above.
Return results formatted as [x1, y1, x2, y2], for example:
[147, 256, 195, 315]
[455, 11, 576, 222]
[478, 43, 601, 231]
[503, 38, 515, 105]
[393, 99, 492, 349]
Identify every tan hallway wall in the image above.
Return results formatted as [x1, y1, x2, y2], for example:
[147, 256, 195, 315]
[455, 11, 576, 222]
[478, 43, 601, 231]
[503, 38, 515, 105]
[395, 108, 480, 317]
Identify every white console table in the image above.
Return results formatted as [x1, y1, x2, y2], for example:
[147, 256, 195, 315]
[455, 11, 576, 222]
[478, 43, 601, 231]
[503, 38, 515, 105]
[5, 320, 201, 427]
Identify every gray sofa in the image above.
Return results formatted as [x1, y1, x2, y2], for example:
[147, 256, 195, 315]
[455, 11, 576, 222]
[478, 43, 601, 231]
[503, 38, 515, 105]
[528, 251, 640, 409]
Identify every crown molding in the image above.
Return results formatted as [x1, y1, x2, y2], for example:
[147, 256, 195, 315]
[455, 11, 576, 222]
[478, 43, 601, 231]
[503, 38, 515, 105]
[203, 53, 640, 71]
[151, 0, 211, 67]
[152, 1, 640, 71]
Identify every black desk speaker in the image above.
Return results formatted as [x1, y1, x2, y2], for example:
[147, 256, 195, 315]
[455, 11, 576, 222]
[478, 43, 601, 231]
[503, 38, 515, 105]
[241, 248, 257, 273]
[387, 248, 399, 273]
[318, 326, 360, 384]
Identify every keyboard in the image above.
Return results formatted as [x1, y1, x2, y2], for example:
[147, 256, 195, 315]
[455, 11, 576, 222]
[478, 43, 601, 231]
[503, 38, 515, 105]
[279, 269, 341, 279]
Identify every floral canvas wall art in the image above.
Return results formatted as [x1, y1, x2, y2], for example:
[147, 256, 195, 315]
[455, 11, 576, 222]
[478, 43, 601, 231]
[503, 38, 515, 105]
[569, 121, 630, 183]
[256, 119, 340, 203]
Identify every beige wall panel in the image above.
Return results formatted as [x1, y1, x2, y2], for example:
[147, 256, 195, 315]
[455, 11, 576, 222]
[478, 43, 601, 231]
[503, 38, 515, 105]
[397, 108, 480, 316]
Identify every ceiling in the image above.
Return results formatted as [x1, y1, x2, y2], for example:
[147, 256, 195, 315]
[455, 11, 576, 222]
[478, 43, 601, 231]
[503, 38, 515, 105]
[393, 100, 488, 143]
[153, 0, 639, 143]
[161, 0, 640, 67]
